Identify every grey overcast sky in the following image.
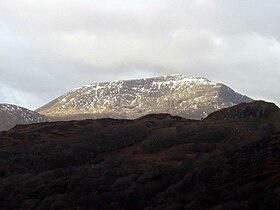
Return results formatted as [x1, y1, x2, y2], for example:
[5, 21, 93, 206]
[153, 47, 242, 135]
[0, 0, 280, 110]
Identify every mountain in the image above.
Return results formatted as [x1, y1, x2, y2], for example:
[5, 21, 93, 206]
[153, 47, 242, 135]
[0, 103, 51, 131]
[36, 74, 253, 120]
[1, 101, 279, 209]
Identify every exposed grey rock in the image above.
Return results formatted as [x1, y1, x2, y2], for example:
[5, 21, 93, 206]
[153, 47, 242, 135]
[37, 74, 253, 120]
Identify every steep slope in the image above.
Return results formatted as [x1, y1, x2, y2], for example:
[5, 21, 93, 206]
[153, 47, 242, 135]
[37, 74, 253, 120]
[0, 101, 279, 210]
[0, 103, 51, 131]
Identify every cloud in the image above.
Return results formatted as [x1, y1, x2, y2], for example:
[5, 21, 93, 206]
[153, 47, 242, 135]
[0, 82, 42, 109]
[0, 0, 279, 109]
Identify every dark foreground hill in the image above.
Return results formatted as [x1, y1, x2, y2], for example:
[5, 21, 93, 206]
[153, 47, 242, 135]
[0, 101, 279, 210]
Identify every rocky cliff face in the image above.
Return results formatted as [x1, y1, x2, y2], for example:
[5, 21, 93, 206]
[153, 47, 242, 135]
[37, 74, 253, 120]
[0, 103, 50, 131]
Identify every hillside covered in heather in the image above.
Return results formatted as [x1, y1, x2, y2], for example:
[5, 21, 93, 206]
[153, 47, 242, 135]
[0, 101, 279, 210]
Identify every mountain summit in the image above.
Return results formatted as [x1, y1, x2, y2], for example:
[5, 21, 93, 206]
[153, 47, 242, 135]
[37, 75, 253, 120]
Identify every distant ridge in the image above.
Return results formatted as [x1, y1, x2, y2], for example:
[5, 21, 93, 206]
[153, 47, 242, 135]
[37, 74, 253, 120]
[0, 103, 50, 131]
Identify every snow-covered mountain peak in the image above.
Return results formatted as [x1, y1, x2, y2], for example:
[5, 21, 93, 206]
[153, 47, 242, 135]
[37, 75, 253, 120]
[71, 75, 214, 93]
